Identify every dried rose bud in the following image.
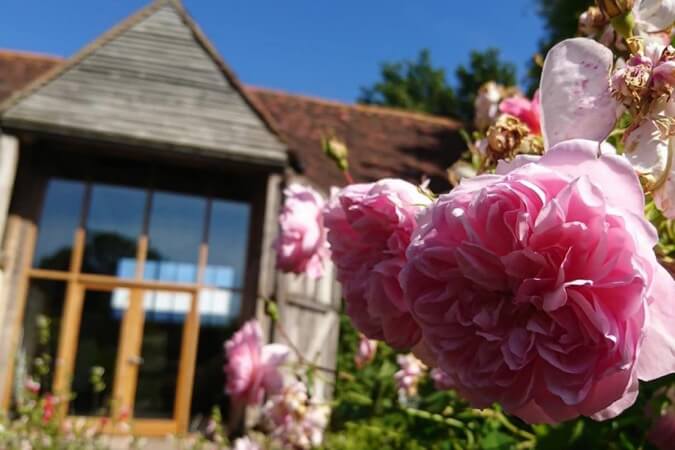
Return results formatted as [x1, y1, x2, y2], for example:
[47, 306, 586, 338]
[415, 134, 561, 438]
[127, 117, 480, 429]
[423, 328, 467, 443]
[596, 0, 634, 19]
[486, 115, 530, 158]
[579, 6, 609, 36]
[611, 54, 653, 107]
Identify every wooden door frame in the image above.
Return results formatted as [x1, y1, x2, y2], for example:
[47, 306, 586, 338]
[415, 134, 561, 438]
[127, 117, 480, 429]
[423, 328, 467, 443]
[53, 280, 199, 435]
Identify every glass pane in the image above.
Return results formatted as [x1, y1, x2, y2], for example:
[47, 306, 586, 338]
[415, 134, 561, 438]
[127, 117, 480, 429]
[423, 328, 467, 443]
[70, 290, 124, 416]
[207, 200, 250, 289]
[189, 319, 238, 431]
[144, 191, 206, 284]
[33, 179, 85, 271]
[197, 290, 241, 327]
[18, 280, 66, 396]
[83, 184, 146, 277]
[133, 290, 188, 418]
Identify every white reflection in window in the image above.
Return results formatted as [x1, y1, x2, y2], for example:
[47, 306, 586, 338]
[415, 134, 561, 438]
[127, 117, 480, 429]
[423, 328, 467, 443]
[112, 258, 240, 325]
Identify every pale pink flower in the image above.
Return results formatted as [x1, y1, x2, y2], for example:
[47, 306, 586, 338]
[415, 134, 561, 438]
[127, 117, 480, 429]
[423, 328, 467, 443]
[232, 437, 262, 450]
[499, 91, 541, 135]
[401, 142, 675, 424]
[354, 334, 377, 369]
[323, 179, 432, 349]
[274, 183, 329, 278]
[224, 320, 290, 406]
[430, 368, 455, 391]
[264, 382, 329, 450]
[24, 377, 40, 395]
[474, 81, 503, 130]
[394, 354, 426, 398]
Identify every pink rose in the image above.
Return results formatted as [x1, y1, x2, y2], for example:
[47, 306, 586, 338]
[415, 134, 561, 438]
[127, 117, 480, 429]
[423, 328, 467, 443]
[499, 91, 541, 135]
[224, 320, 290, 406]
[324, 179, 431, 349]
[274, 184, 329, 278]
[401, 141, 675, 424]
[354, 334, 377, 369]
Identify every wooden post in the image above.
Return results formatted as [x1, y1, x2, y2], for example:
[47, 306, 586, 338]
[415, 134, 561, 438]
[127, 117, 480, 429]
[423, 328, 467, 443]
[0, 134, 19, 339]
[0, 134, 19, 246]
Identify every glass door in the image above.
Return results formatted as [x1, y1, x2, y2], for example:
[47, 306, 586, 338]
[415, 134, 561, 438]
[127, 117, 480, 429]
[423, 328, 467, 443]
[53, 283, 198, 435]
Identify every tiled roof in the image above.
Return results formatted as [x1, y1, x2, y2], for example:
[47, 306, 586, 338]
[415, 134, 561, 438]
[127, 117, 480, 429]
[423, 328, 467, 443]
[0, 49, 464, 191]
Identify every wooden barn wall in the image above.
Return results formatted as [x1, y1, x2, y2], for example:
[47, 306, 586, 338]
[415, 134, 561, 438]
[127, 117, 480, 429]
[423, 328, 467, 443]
[0, 146, 45, 407]
[256, 175, 341, 402]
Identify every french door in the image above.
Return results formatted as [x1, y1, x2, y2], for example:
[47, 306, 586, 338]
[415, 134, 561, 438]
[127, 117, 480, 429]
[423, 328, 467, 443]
[11, 172, 253, 435]
[52, 281, 199, 435]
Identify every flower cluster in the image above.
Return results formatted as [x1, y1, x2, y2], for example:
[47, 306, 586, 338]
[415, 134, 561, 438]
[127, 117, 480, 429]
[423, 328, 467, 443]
[394, 354, 427, 399]
[263, 382, 330, 450]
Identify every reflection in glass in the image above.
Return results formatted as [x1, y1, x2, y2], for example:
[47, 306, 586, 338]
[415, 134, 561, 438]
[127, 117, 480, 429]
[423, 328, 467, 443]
[144, 192, 205, 284]
[19, 280, 66, 394]
[189, 320, 237, 432]
[33, 179, 85, 271]
[70, 290, 123, 416]
[207, 200, 250, 289]
[83, 184, 146, 277]
[133, 290, 186, 418]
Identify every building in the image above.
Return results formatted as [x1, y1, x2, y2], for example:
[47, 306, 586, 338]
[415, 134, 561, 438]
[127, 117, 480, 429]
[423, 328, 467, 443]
[0, 0, 463, 437]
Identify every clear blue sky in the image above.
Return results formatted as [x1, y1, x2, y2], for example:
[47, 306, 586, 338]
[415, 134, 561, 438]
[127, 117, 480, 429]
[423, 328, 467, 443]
[1, 1, 544, 103]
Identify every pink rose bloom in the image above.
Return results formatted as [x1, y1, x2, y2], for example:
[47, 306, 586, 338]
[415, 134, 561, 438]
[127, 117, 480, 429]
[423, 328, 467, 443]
[394, 353, 426, 398]
[401, 141, 675, 424]
[324, 179, 431, 349]
[224, 320, 290, 406]
[499, 91, 541, 135]
[354, 334, 377, 369]
[431, 368, 454, 391]
[274, 184, 329, 278]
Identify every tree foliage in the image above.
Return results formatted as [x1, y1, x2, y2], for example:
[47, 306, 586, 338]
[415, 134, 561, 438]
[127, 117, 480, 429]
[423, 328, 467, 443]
[526, 0, 595, 93]
[358, 49, 457, 118]
[358, 48, 516, 123]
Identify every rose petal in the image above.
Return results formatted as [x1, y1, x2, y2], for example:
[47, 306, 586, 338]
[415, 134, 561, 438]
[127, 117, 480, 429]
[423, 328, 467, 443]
[624, 119, 670, 178]
[654, 151, 675, 219]
[637, 264, 675, 381]
[540, 38, 619, 148]
[635, 0, 675, 33]
[540, 140, 646, 215]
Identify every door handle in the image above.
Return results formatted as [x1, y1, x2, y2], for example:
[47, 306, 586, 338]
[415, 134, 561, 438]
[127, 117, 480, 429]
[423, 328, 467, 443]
[127, 356, 144, 366]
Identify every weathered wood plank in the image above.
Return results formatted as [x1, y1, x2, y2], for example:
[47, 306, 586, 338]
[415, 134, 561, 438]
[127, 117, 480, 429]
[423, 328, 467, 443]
[2, 2, 286, 164]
